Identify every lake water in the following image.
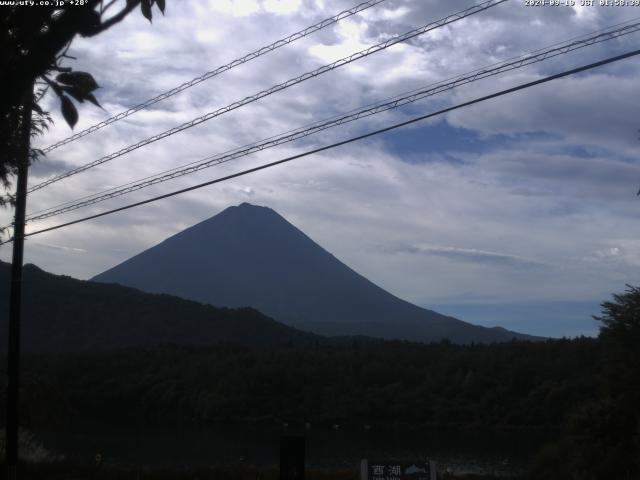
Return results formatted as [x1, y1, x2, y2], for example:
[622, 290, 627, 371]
[36, 424, 553, 476]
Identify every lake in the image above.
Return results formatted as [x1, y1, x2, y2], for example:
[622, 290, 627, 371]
[36, 423, 554, 476]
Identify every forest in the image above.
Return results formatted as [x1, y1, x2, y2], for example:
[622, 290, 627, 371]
[1, 286, 639, 479]
[1, 338, 599, 430]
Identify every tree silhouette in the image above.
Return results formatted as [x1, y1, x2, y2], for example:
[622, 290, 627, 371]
[0, 0, 166, 207]
[596, 285, 640, 474]
[532, 286, 640, 480]
[1, 3, 168, 475]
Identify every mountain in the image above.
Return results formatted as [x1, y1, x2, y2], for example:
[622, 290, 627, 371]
[0, 261, 318, 352]
[93, 203, 536, 343]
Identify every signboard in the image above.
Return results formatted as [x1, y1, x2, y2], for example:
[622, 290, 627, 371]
[361, 460, 436, 480]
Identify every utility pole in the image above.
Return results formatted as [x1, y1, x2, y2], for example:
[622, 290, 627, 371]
[5, 86, 33, 480]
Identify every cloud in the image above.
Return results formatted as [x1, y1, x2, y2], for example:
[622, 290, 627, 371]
[586, 239, 640, 267]
[473, 150, 640, 201]
[447, 72, 640, 157]
[399, 243, 548, 268]
[0, 0, 637, 330]
[29, 158, 77, 179]
[32, 242, 88, 253]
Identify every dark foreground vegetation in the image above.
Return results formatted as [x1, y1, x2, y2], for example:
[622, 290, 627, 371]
[0, 336, 617, 479]
[0, 463, 513, 480]
[1, 287, 639, 479]
[2, 339, 598, 430]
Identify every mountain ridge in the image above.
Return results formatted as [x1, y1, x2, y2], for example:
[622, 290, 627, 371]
[93, 203, 537, 344]
[0, 260, 320, 352]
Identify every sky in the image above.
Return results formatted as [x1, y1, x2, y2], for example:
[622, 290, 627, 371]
[2, 0, 640, 337]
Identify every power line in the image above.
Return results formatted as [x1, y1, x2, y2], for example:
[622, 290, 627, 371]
[39, 0, 390, 154]
[28, 0, 507, 194]
[24, 19, 640, 223]
[2, 47, 636, 245]
[25, 15, 640, 222]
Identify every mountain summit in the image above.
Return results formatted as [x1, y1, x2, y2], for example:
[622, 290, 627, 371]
[93, 203, 534, 343]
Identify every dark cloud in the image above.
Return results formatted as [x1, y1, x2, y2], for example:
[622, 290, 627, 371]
[475, 150, 640, 200]
[29, 158, 76, 178]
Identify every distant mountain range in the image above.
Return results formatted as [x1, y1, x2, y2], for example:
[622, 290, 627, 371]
[0, 261, 317, 352]
[93, 203, 536, 343]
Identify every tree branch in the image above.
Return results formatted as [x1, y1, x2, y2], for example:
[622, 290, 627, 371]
[87, 0, 141, 36]
[101, 0, 119, 15]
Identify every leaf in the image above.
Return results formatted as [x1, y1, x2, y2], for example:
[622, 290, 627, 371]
[56, 71, 99, 93]
[55, 72, 72, 84]
[77, 9, 102, 36]
[61, 85, 85, 103]
[48, 81, 63, 97]
[31, 102, 44, 115]
[141, 0, 152, 22]
[60, 83, 104, 110]
[85, 93, 104, 110]
[60, 95, 78, 129]
[156, 0, 165, 14]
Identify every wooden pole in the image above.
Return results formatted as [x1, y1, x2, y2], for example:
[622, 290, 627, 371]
[5, 87, 32, 480]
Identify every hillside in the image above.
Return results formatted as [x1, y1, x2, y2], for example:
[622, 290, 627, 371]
[94, 203, 536, 344]
[0, 261, 317, 352]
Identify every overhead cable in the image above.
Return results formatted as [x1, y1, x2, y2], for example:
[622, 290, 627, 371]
[28, 0, 508, 193]
[24, 19, 640, 223]
[40, 0, 391, 154]
[2, 47, 636, 245]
